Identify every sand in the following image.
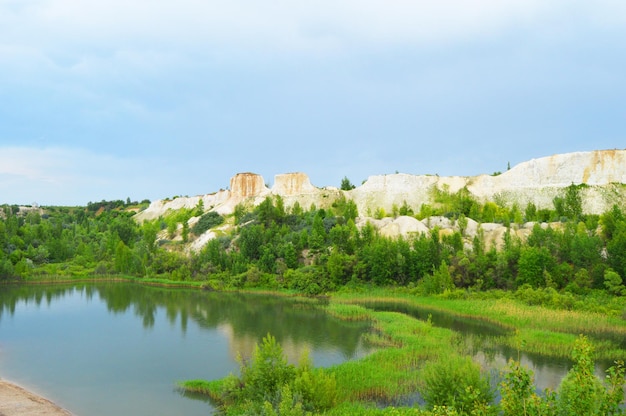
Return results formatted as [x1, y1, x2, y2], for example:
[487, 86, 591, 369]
[0, 380, 72, 416]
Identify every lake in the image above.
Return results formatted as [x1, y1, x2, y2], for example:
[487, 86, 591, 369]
[0, 283, 372, 415]
[1, 283, 618, 414]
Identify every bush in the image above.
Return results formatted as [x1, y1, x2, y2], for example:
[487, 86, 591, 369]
[217, 334, 337, 415]
[500, 359, 556, 415]
[557, 336, 611, 415]
[284, 267, 332, 295]
[192, 211, 224, 235]
[500, 335, 626, 416]
[420, 355, 494, 414]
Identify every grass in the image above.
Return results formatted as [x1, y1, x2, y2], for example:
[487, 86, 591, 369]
[179, 303, 464, 412]
[324, 303, 372, 322]
[331, 288, 626, 360]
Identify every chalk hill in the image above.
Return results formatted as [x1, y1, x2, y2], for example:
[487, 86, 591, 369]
[134, 149, 626, 250]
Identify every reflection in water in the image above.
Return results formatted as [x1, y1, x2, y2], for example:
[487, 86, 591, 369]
[3, 283, 620, 411]
[0, 283, 371, 364]
[0, 283, 372, 416]
[356, 299, 620, 394]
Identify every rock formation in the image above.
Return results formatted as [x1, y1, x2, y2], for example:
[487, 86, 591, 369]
[349, 149, 626, 217]
[230, 173, 268, 198]
[136, 149, 626, 250]
[272, 172, 318, 196]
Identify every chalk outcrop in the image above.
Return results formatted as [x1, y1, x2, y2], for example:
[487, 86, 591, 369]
[135, 149, 626, 250]
[349, 150, 626, 217]
[230, 173, 268, 198]
[272, 172, 317, 195]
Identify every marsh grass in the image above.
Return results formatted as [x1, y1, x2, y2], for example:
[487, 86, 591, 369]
[325, 302, 372, 322]
[327, 312, 455, 404]
[181, 289, 626, 414]
[332, 289, 626, 359]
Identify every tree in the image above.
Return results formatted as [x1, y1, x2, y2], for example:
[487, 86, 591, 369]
[192, 211, 224, 235]
[193, 199, 204, 217]
[340, 176, 355, 191]
[517, 246, 555, 288]
[606, 221, 626, 279]
[564, 183, 583, 221]
[238, 224, 264, 260]
[604, 269, 626, 296]
[310, 213, 327, 250]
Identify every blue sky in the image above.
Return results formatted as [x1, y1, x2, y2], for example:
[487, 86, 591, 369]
[1, 1, 625, 206]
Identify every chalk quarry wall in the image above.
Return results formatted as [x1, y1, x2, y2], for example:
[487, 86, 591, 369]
[350, 150, 626, 216]
[135, 149, 626, 224]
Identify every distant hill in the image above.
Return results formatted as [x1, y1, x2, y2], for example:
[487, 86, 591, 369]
[136, 149, 626, 222]
[132, 149, 626, 252]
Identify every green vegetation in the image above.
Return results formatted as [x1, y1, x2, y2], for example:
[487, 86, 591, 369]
[340, 177, 356, 191]
[192, 211, 224, 235]
[182, 333, 338, 415]
[4, 186, 626, 414]
[181, 308, 625, 415]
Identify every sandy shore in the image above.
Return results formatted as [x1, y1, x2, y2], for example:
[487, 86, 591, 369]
[0, 380, 72, 416]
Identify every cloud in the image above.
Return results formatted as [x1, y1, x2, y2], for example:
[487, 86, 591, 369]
[0, 1, 576, 56]
[0, 147, 150, 205]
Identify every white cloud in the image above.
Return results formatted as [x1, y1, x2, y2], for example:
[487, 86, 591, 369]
[0, 0, 577, 56]
[0, 147, 147, 205]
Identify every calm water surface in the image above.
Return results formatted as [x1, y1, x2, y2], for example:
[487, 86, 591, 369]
[0, 283, 372, 416]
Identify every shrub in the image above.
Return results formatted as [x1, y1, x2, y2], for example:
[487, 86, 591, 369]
[218, 334, 337, 415]
[500, 359, 556, 415]
[557, 335, 609, 415]
[420, 355, 494, 414]
[499, 335, 626, 416]
[192, 211, 224, 235]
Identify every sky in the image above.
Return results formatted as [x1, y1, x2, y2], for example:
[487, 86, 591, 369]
[1, 1, 625, 206]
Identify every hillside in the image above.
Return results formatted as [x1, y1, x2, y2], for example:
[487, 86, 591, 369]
[132, 150, 626, 251]
[4, 149, 626, 298]
[136, 150, 626, 223]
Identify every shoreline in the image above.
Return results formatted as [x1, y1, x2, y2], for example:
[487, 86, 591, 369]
[0, 380, 73, 416]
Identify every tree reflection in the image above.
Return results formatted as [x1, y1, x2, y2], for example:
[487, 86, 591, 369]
[0, 283, 371, 361]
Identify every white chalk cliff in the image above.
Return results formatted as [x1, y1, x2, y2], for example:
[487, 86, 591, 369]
[136, 150, 626, 249]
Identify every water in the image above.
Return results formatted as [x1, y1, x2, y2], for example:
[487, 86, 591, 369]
[0, 283, 372, 415]
[357, 299, 619, 393]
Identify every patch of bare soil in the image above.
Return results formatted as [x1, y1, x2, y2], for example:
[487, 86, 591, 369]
[0, 381, 72, 416]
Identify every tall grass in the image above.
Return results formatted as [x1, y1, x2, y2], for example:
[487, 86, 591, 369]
[325, 302, 372, 322]
[332, 288, 626, 359]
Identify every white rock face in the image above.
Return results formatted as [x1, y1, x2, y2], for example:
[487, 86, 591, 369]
[356, 216, 430, 238]
[349, 150, 626, 216]
[135, 150, 626, 250]
[272, 172, 318, 196]
[134, 191, 231, 222]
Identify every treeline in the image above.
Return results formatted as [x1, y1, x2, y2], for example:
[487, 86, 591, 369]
[2, 188, 626, 304]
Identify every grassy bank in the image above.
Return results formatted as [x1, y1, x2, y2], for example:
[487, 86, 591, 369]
[182, 291, 626, 414]
[11, 276, 626, 360]
[182, 303, 468, 414]
[331, 287, 626, 360]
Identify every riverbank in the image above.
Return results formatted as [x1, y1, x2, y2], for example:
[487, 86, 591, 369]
[0, 380, 72, 416]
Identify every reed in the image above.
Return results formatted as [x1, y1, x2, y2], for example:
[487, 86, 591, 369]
[327, 311, 456, 405]
[324, 302, 372, 322]
[178, 379, 223, 401]
[332, 288, 626, 359]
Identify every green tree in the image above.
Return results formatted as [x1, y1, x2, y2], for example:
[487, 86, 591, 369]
[517, 246, 556, 288]
[238, 224, 264, 260]
[310, 213, 327, 250]
[606, 221, 626, 279]
[603, 269, 626, 296]
[192, 211, 224, 235]
[557, 336, 606, 415]
[340, 176, 356, 191]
